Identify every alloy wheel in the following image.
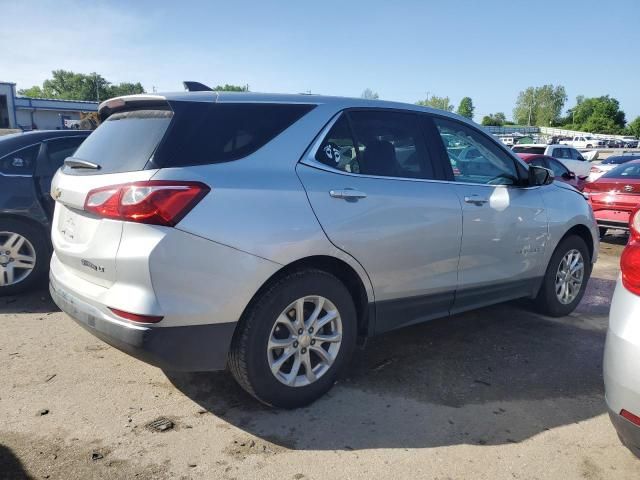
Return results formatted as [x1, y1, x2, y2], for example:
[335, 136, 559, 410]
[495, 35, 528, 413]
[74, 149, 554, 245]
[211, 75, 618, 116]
[555, 249, 584, 305]
[267, 295, 343, 387]
[0, 232, 36, 287]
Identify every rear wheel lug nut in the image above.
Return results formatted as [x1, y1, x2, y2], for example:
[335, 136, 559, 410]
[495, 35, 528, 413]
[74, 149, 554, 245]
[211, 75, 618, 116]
[298, 328, 303, 335]
[301, 348, 307, 354]
[293, 341, 299, 348]
[311, 339, 316, 345]
[308, 327, 314, 334]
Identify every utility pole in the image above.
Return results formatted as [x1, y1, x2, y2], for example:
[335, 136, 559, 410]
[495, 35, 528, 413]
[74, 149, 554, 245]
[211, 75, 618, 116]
[95, 73, 99, 102]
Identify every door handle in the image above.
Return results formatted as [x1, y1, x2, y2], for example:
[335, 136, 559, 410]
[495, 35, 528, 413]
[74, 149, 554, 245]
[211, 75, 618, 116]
[329, 189, 367, 200]
[464, 195, 489, 205]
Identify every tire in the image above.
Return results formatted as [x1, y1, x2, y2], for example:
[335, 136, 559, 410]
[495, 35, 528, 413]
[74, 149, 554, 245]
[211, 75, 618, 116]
[0, 218, 49, 296]
[599, 227, 608, 239]
[534, 235, 591, 317]
[228, 269, 357, 408]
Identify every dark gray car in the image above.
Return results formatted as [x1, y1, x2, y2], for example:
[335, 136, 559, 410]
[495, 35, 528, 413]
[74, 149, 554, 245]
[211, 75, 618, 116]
[0, 130, 89, 295]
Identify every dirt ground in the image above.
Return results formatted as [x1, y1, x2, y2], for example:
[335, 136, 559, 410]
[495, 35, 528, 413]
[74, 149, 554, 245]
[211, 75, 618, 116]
[1, 233, 638, 479]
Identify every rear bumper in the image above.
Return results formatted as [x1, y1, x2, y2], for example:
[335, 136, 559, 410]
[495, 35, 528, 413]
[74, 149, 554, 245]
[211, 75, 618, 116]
[608, 407, 640, 458]
[50, 275, 236, 371]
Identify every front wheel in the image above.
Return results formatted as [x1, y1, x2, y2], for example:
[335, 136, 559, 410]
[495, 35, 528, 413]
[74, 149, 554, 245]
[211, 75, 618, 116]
[228, 269, 357, 408]
[534, 235, 591, 317]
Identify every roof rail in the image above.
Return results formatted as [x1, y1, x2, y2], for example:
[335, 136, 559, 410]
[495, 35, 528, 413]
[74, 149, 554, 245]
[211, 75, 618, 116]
[183, 81, 213, 92]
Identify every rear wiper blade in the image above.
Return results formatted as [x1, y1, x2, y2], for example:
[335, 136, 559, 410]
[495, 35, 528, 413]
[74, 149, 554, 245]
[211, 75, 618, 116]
[64, 158, 101, 170]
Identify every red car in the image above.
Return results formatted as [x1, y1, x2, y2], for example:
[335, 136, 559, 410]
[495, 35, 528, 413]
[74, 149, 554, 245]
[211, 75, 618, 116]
[584, 159, 640, 236]
[516, 153, 587, 191]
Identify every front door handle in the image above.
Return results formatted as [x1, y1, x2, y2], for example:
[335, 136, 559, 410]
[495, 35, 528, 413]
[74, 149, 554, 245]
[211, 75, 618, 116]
[464, 195, 489, 205]
[329, 189, 367, 200]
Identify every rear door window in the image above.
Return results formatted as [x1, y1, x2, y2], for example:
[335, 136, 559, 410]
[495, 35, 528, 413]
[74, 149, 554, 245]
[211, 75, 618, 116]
[0, 144, 40, 176]
[315, 110, 435, 179]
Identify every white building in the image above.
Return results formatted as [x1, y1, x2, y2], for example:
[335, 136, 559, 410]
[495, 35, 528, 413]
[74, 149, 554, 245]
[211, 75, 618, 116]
[0, 80, 98, 130]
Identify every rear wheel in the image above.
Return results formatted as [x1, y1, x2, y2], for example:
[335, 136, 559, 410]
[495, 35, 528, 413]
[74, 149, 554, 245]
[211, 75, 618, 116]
[534, 235, 591, 317]
[228, 269, 357, 408]
[0, 219, 49, 296]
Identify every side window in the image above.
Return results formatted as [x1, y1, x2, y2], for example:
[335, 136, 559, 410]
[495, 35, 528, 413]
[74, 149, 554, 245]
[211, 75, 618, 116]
[433, 117, 519, 185]
[570, 149, 585, 161]
[529, 157, 547, 168]
[0, 144, 40, 175]
[315, 115, 359, 174]
[348, 110, 433, 179]
[46, 137, 86, 169]
[547, 158, 568, 177]
[553, 148, 571, 159]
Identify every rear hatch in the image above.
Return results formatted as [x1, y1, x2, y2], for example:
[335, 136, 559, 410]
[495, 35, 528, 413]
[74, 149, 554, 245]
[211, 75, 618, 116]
[586, 179, 640, 214]
[51, 101, 173, 287]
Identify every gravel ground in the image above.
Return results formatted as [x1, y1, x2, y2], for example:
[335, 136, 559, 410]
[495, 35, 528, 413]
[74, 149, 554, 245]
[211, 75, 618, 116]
[0, 233, 638, 479]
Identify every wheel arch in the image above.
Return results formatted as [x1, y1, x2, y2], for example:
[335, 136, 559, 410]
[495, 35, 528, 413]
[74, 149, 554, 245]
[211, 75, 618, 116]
[0, 213, 51, 248]
[561, 223, 595, 262]
[241, 255, 374, 339]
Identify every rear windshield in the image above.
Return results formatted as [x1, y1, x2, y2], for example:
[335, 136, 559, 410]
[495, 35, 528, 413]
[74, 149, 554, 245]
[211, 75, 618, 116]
[151, 102, 315, 169]
[512, 146, 545, 154]
[65, 103, 314, 174]
[67, 109, 173, 175]
[602, 163, 640, 179]
[602, 155, 640, 165]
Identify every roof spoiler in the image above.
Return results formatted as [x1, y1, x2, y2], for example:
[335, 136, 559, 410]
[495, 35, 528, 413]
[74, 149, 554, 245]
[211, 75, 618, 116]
[183, 81, 213, 92]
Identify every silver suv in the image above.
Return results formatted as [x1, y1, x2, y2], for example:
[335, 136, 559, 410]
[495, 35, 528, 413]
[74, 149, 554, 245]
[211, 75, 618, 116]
[50, 91, 598, 408]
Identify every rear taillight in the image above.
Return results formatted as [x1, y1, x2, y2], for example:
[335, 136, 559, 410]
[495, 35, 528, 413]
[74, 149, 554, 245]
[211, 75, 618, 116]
[84, 181, 209, 226]
[620, 208, 640, 296]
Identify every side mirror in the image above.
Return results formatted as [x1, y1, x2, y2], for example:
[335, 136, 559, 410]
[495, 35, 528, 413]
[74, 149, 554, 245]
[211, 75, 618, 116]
[529, 165, 554, 186]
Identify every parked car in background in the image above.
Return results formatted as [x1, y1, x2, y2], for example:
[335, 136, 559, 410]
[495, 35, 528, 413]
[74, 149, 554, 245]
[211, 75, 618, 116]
[517, 153, 587, 191]
[621, 136, 639, 148]
[604, 207, 640, 458]
[606, 138, 626, 149]
[0, 130, 90, 295]
[560, 136, 606, 149]
[588, 154, 640, 182]
[49, 91, 598, 408]
[511, 144, 592, 177]
[584, 159, 640, 237]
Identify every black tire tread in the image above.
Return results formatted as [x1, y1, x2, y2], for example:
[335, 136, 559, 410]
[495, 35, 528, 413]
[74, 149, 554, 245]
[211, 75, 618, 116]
[228, 268, 351, 407]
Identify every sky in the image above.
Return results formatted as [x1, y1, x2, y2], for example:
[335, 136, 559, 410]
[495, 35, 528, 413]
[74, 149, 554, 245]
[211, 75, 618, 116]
[1, 0, 639, 121]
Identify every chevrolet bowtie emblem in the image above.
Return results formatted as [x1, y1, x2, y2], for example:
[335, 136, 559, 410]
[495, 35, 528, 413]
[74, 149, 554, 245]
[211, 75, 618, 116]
[53, 188, 62, 200]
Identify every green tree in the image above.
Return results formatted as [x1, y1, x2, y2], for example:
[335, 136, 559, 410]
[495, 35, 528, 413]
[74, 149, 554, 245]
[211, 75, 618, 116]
[18, 70, 145, 101]
[361, 88, 379, 100]
[481, 113, 506, 126]
[416, 95, 454, 112]
[513, 84, 567, 126]
[627, 117, 640, 138]
[213, 84, 249, 92]
[456, 97, 474, 119]
[565, 95, 626, 133]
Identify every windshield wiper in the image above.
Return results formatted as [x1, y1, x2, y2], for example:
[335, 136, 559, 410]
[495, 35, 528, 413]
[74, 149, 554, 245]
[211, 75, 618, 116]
[64, 158, 101, 170]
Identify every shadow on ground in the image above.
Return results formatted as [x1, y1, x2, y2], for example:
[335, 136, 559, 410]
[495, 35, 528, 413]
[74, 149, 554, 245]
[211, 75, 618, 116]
[0, 285, 58, 315]
[0, 444, 32, 480]
[166, 277, 615, 451]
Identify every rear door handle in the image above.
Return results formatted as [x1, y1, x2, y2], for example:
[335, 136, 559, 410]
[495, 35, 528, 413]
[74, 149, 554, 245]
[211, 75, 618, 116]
[329, 189, 367, 200]
[464, 195, 489, 205]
